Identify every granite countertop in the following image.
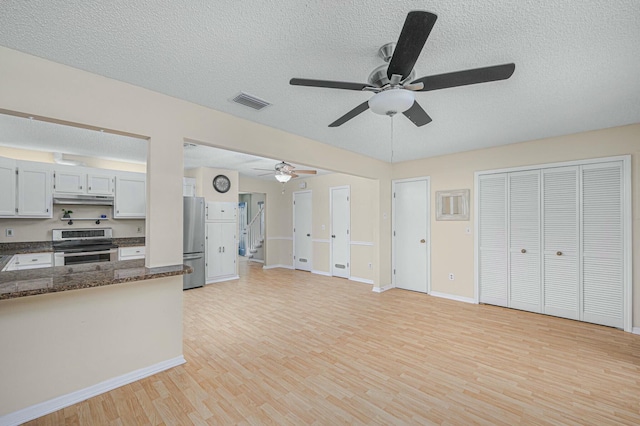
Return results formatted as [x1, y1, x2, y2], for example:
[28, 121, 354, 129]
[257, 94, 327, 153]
[0, 259, 191, 300]
[0, 237, 146, 255]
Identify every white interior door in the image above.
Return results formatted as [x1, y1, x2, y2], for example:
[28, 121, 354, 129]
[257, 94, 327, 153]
[478, 174, 508, 306]
[330, 186, 350, 278]
[542, 166, 579, 320]
[581, 162, 624, 328]
[294, 191, 312, 271]
[393, 178, 429, 293]
[508, 170, 541, 312]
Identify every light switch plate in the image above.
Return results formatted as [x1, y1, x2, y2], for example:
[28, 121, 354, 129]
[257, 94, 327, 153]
[6, 228, 14, 237]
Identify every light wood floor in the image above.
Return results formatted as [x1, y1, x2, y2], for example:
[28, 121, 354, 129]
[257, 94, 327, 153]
[28, 261, 640, 425]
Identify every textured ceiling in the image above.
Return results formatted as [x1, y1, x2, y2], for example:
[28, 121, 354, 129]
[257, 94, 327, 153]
[0, 0, 639, 163]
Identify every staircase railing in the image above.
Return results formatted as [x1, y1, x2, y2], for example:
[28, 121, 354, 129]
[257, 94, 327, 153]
[244, 206, 265, 257]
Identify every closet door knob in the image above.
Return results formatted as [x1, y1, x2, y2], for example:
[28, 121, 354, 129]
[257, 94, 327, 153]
[521, 249, 526, 253]
[556, 251, 563, 256]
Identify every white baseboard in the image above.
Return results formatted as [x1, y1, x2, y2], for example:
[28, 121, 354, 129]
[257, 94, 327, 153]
[0, 355, 186, 426]
[248, 258, 264, 264]
[430, 291, 475, 304]
[311, 269, 331, 277]
[206, 275, 239, 284]
[262, 264, 294, 270]
[633, 327, 640, 335]
[372, 283, 395, 293]
[349, 276, 374, 285]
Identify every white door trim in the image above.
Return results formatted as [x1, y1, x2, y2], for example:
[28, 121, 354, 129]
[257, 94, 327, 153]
[293, 190, 312, 271]
[329, 185, 350, 278]
[392, 176, 431, 293]
[474, 154, 632, 332]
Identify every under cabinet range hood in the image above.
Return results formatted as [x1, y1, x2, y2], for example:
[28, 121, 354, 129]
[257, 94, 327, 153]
[53, 194, 114, 205]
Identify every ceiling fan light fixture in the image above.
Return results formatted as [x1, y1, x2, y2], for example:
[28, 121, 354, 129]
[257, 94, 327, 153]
[275, 172, 292, 183]
[368, 89, 415, 115]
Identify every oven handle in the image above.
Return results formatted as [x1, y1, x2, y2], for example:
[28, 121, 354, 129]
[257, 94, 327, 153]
[55, 249, 118, 257]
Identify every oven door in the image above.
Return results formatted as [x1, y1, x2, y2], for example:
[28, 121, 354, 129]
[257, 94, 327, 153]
[54, 249, 117, 266]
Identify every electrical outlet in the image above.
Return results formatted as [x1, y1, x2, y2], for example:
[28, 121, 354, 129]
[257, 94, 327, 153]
[137, 226, 143, 234]
[368, 262, 372, 269]
[6, 228, 14, 237]
[465, 227, 471, 234]
[448, 273, 455, 281]
[321, 224, 325, 231]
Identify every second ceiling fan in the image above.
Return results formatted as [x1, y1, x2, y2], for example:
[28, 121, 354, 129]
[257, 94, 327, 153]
[290, 11, 515, 127]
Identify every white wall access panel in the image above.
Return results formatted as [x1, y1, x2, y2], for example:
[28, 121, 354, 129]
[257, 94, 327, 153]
[478, 174, 508, 306]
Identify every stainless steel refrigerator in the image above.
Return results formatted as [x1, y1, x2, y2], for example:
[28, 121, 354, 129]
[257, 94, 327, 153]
[183, 196, 205, 290]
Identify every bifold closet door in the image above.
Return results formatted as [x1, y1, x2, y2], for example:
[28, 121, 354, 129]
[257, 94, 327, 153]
[581, 162, 624, 328]
[478, 174, 508, 306]
[542, 166, 579, 320]
[508, 171, 541, 313]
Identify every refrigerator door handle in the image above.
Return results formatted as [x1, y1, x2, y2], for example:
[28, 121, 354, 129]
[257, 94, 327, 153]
[183, 254, 203, 261]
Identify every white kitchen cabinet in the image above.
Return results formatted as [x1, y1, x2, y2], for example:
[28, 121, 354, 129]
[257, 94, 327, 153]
[118, 246, 145, 260]
[0, 157, 16, 217]
[17, 162, 52, 218]
[183, 177, 196, 197]
[206, 201, 237, 221]
[2, 252, 53, 271]
[114, 173, 146, 218]
[54, 169, 85, 194]
[205, 222, 237, 283]
[53, 165, 115, 196]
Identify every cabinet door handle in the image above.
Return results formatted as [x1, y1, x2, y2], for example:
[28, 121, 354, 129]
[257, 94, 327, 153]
[222, 247, 225, 252]
[79, 186, 83, 189]
[331, 235, 336, 238]
[306, 234, 311, 237]
[88, 186, 92, 190]
[521, 249, 526, 253]
[420, 239, 426, 243]
[218, 247, 221, 253]
[556, 251, 563, 256]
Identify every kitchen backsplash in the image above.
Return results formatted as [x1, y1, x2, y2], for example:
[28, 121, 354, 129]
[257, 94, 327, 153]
[0, 205, 144, 243]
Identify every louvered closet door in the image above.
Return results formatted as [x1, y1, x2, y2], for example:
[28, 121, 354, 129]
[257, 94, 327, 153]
[508, 171, 541, 313]
[581, 162, 624, 328]
[542, 166, 579, 320]
[478, 174, 508, 306]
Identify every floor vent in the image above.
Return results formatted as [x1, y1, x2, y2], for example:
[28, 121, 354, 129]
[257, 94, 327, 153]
[230, 92, 271, 111]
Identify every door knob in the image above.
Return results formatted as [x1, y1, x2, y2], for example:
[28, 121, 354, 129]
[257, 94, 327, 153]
[556, 251, 563, 256]
[521, 249, 526, 253]
[306, 234, 311, 237]
[420, 239, 426, 243]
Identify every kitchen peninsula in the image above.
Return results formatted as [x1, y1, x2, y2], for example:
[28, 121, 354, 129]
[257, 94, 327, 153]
[0, 258, 191, 300]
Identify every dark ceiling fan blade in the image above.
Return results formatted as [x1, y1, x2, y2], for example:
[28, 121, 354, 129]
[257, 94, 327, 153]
[402, 101, 432, 127]
[294, 170, 317, 174]
[387, 11, 438, 81]
[290, 78, 372, 91]
[412, 63, 516, 92]
[328, 101, 370, 127]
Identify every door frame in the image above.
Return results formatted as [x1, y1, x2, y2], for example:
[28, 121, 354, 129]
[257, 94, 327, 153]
[293, 190, 313, 271]
[392, 176, 431, 293]
[473, 154, 632, 332]
[329, 185, 350, 278]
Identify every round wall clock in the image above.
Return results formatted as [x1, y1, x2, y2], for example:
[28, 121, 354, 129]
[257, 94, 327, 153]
[212, 174, 231, 193]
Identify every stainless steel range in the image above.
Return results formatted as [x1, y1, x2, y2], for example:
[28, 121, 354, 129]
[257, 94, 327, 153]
[53, 228, 118, 266]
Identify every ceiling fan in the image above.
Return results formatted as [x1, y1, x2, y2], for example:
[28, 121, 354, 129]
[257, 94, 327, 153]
[290, 11, 515, 127]
[255, 161, 317, 182]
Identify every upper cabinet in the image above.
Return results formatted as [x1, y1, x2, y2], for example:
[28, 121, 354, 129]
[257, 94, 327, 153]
[183, 177, 196, 197]
[114, 173, 146, 218]
[17, 161, 52, 218]
[53, 166, 115, 196]
[206, 201, 237, 222]
[0, 157, 16, 217]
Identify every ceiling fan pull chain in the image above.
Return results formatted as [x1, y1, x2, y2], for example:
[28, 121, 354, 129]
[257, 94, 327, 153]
[390, 115, 395, 164]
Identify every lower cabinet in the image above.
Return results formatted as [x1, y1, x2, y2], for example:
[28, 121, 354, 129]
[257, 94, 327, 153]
[118, 246, 145, 260]
[2, 253, 53, 272]
[205, 222, 237, 283]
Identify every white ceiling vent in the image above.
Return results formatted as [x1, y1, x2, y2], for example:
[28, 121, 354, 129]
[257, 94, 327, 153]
[230, 92, 271, 111]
